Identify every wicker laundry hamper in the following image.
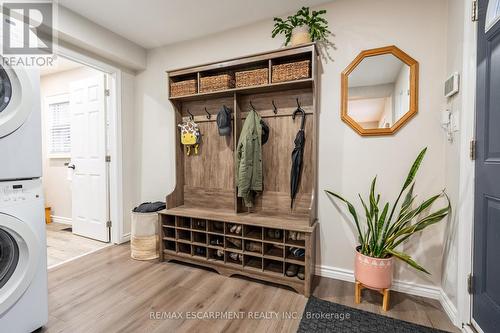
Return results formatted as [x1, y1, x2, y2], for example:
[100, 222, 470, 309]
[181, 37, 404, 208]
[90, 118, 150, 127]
[131, 211, 159, 260]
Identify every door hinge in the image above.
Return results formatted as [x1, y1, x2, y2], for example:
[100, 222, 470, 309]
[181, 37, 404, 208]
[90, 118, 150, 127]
[470, 139, 476, 160]
[467, 273, 474, 294]
[105, 89, 110, 97]
[472, 0, 478, 22]
[105, 155, 111, 162]
[106, 220, 112, 228]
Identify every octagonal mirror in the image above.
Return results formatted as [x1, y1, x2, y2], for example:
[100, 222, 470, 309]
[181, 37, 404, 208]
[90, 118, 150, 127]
[341, 46, 419, 136]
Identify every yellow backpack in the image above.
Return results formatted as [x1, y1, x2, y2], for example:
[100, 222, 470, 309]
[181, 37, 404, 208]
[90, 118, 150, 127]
[178, 119, 201, 155]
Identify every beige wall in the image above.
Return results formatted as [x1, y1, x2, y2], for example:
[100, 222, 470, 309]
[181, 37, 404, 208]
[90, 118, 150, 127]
[41, 66, 102, 220]
[135, 0, 450, 291]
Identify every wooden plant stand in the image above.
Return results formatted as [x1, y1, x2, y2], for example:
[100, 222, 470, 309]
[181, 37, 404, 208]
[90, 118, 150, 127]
[355, 280, 390, 311]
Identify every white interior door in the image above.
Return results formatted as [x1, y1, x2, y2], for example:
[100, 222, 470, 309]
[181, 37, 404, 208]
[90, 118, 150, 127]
[69, 75, 109, 242]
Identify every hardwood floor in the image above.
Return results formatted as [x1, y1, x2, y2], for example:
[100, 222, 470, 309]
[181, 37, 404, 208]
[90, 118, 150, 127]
[42, 244, 459, 333]
[46, 222, 111, 267]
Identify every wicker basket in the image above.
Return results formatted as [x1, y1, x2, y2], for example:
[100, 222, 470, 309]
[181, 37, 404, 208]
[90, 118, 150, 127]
[131, 212, 159, 260]
[170, 79, 197, 97]
[272, 60, 311, 83]
[235, 68, 268, 88]
[200, 73, 235, 93]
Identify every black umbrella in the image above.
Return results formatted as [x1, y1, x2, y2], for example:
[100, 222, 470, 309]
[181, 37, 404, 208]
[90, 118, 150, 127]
[290, 99, 306, 209]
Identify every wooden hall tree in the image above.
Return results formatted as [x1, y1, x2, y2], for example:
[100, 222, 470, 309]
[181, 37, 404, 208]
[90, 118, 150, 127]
[159, 44, 319, 296]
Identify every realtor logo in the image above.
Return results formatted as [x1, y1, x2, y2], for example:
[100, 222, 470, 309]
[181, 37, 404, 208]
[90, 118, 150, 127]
[2, 1, 53, 55]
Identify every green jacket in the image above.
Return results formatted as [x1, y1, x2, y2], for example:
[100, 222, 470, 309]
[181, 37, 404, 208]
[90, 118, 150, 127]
[236, 109, 263, 207]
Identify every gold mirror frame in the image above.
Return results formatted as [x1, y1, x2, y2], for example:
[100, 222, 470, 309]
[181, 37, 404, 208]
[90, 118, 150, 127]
[341, 45, 419, 136]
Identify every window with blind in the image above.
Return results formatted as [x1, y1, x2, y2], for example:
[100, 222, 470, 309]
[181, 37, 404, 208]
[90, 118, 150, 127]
[47, 99, 71, 157]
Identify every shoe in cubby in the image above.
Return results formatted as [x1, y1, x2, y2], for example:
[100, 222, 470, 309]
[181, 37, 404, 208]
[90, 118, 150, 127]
[208, 221, 225, 234]
[244, 225, 262, 240]
[244, 255, 263, 271]
[226, 223, 242, 236]
[244, 240, 262, 254]
[263, 243, 284, 259]
[226, 237, 242, 250]
[264, 228, 283, 242]
[208, 234, 224, 247]
[192, 218, 207, 231]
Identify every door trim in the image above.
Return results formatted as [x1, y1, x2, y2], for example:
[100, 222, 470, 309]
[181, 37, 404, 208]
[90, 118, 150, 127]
[55, 45, 126, 244]
[456, 0, 479, 328]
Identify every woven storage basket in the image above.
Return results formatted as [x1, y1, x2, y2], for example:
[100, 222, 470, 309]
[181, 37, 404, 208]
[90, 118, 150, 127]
[235, 68, 268, 88]
[131, 211, 159, 260]
[272, 60, 311, 83]
[170, 79, 197, 97]
[200, 73, 234, 93]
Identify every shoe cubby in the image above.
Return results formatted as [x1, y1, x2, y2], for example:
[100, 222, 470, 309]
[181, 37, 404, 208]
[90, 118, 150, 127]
[192, 218, 207, 231]
[286, 246, 305, 263]
[208, 220, 225, 234]
[162, 215, 175, 227]
[193, 245, 207, 258]
[225, 237, 242, 251]
[285, 231, 306, 247]
[285, 263, 305, 281]
[208, 234, 224, 248]
[226, 223, 242, 236]
[208, 248, 225, 262]
[164, 240, 176, 252]
[160, 211, 315, 296]
[177, 229, 191, 241]
[244, 240, 262, 255]
[244, 225, 262, 240]
[244, 255, 263, 271]
[226, 251, 243, 266]
[178, 243, 191, 255]
[164, 227, 175, 239]
[264, 228, 284, 243]
[177, 216, 191, 229]
[264, 258, 284, 276]
[263, 243, 284, 259]
[192, 231, 207, 245]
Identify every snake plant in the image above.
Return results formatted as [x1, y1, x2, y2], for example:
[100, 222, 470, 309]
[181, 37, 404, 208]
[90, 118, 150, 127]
[325, 148, 451, 274]
[272, 7, 330, 45]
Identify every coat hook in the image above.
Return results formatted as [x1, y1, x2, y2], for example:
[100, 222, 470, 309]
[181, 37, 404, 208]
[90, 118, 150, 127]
[272, 100, 278, 114]
[187, 109, 194, 120]
[250, 101, 256, 111]
[296, 98, 301, 108]
[293, 99, 306, 130]
[204, 107, 211, 120]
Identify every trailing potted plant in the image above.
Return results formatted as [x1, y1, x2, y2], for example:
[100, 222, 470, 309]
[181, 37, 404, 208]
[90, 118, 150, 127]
[325, 148, 451, 290]
[272, 7, 330, 46]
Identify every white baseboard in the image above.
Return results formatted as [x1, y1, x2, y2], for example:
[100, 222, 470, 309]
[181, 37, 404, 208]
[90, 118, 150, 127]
[440, 289, 460, 327]
[51, 215, 72, 225]
[119, 232, 130, 244]
[315, 264, 441, 299]
[315, 264, 460, 328]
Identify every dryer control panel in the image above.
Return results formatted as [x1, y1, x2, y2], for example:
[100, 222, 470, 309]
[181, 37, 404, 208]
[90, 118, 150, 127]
[0, 179, 42, 204]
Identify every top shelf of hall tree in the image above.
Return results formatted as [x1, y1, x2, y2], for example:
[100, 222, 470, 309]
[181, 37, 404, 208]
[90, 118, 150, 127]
[166, 43, 318, 102]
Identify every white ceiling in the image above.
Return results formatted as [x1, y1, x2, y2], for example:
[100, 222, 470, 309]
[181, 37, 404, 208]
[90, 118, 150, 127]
[58, 0, 331, 49]
[349, 54, 405, 87]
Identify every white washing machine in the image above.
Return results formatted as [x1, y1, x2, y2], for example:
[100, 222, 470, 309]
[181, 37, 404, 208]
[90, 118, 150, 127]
[0, 178, 48, 333]
[0, 61, 41, 181]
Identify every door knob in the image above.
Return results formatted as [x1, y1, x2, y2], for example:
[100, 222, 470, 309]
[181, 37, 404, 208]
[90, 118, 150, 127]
[67, 164, 75, 170]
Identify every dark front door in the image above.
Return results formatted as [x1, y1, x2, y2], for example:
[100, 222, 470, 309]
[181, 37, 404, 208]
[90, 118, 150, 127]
[473, 1, 500, 332]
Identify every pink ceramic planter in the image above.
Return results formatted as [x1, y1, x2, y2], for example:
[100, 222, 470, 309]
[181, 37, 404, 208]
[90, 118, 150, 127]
[354, 248, 394, 289]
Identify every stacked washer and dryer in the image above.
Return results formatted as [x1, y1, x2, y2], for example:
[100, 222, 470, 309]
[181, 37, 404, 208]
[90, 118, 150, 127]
[0, 60, 49, 331]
